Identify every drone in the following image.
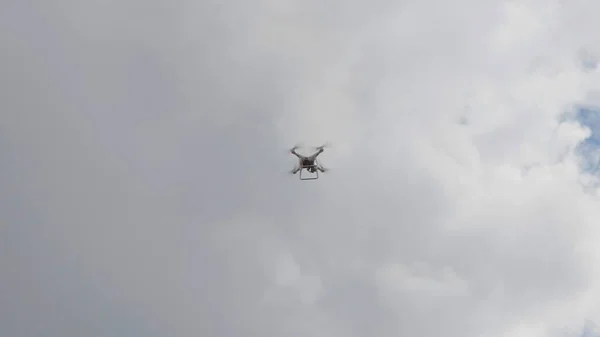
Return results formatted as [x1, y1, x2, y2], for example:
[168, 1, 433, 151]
[289, 144, 329, 180]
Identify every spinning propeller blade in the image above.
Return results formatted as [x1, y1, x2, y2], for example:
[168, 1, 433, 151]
[290, 143, 304, 152]
[313, 142, 332, 151]
[285, 143, 302, 155]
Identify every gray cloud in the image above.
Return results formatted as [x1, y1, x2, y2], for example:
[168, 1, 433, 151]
[2, 1, 600, 337]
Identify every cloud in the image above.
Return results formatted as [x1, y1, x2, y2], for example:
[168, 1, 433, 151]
[1, 0, 600, 337]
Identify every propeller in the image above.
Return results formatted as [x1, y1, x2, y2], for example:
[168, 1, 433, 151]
[312, 141, 332, 151]
[289, 143, 304, 152]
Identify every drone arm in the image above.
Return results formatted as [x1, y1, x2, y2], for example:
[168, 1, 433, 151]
[307, 148, 324, 160]
[290, 149, 303, 159]
[313, 160, 328, 172]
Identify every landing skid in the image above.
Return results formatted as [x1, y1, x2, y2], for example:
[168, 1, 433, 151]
[299, 166, 319, 180]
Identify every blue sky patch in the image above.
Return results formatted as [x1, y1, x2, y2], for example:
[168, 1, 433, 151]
[574, 106, 600, 173]
[578, 48, 598, 72]
[580, 322, 600, 337]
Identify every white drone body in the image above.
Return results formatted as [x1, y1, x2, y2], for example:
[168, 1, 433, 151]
[289, 144, 329, 180]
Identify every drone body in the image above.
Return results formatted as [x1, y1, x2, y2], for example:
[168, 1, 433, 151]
[289, 144, 329, 180]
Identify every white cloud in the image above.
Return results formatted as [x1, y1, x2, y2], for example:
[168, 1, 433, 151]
[2, 0, 600, 337]
[268, 0, 600, 336]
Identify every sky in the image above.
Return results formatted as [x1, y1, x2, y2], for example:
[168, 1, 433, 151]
[2, 0, 600, 337]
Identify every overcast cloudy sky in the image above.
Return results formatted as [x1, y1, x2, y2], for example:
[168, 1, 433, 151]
[2, 0, 600, 337]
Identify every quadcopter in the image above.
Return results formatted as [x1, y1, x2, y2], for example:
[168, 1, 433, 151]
[289, 144, 329, 180]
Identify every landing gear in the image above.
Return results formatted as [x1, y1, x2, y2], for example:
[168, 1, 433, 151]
[299, 165, 319, 180]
